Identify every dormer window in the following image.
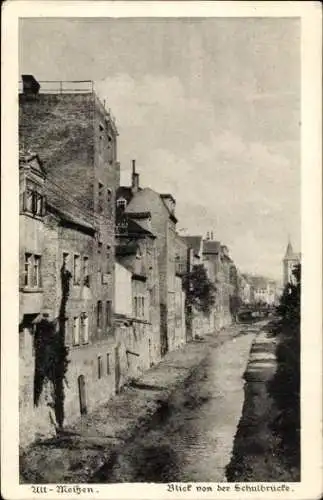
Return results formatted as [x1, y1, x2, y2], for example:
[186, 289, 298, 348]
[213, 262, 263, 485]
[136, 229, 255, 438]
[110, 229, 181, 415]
[117, 197, 127, 211]
[22, 180, 45, 217]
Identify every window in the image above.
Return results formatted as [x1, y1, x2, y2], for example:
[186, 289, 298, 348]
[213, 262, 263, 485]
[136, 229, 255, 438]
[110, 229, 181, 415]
[107, 135, 113, 164]
[106, 245, 111, 273]
[107, 189, 112, 203]
[73, 255, 81, 285]
[106, 353, 110, 375]
[73, 316, 80, 346]
[62, 252, 71, 275]
[24, 253, 32, 286]
[98, 243, 102, 272]
[98, 182, 104, 213]
[97, 356, 103, 379]
[97, 301, 103, 329]
[80, 313, 89, 344]
[83, 256, 89, 287]
[134, 296, 145, 318]
[24, 253, 41, 288]
[117, 198, 127, 211]
[23, 180, 44, 217]
[106, 301, 112, 328]
[33, 255, 41, 287]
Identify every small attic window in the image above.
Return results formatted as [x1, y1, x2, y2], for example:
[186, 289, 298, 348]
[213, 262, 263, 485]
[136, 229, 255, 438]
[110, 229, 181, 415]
[117, 198, 127, 210]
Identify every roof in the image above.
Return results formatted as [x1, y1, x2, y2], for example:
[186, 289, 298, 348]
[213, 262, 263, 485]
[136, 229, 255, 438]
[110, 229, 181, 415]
[124, 187, 178, 223]
[182, 236, 202, 256]
[160, 193, 176, 204]
[116, 216, 155, 238]
[159, 194, 177, 223]
[128, 211, 151, 219]
[46, 186, 96, 233]
[284, 241, 294, 258]
[116, 243, 139, 257]
[203, 240, 221, 254]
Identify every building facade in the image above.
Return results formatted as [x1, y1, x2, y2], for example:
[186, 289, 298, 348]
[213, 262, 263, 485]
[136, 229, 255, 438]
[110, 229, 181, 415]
[19, 76, 120, 445]
[114, 213, 161, 387]
[116, 162, 178, 356]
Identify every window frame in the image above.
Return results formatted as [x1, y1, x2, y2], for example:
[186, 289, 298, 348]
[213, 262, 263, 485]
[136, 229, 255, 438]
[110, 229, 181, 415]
[106, 300, 112, 329]
[73, 254, 81, 286]
[82, 256, 90, 287]
[97, 300, 103, 329]
[72, 316, 80, 346]
[80, 313, 89, 344]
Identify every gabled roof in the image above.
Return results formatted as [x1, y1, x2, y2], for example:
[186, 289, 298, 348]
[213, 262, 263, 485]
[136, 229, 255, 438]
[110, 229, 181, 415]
[19, 151, 46, 178]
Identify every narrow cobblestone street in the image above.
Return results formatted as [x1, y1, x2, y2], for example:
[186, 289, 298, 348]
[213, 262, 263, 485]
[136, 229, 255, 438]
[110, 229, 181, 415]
[94, 323, 260, 483]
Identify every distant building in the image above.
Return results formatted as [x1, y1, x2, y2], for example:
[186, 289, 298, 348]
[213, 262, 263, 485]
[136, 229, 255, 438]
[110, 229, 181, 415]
[247, 275, 278, 306]
[202, 238, 235, 329]
[283, 239, 301, 286]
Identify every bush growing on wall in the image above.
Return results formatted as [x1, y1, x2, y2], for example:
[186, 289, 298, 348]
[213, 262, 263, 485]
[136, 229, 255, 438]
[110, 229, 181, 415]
[269, 264, 301, 467]
[33, 264, 71, 430]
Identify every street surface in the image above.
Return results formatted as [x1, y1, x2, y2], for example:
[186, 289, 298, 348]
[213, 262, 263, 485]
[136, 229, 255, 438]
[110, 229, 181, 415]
[95, 323, 261, 482]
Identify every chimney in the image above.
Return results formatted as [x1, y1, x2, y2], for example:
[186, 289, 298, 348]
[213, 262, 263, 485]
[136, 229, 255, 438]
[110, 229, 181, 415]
[131, 159, 139, 193]
[211, 231, 214, 240]
[22, 75, 40, 96]
[206, 232, 210, 240]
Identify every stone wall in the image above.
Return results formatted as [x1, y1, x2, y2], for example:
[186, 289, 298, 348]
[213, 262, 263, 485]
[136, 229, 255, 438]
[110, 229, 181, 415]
[19, 334, 117, 447]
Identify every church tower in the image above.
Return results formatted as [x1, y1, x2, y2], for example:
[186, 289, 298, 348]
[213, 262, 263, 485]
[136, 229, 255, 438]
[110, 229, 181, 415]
[283, 238, 300, 286]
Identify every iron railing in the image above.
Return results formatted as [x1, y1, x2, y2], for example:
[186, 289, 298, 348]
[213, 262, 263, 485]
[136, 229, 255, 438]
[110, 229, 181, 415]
[18, 80, 94, 94]
[19, 79, 117, 126]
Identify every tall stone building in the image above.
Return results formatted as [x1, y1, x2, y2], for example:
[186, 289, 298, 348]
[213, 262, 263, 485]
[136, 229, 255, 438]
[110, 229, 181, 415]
[19, 76, 120, 444]
[116, 161, 178, 356]
[114, 213, 161, 387]
[283, 239, 301, 286]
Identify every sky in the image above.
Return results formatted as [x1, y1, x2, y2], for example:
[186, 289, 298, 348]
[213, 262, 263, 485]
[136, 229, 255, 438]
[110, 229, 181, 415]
[19, 17, 301, 281]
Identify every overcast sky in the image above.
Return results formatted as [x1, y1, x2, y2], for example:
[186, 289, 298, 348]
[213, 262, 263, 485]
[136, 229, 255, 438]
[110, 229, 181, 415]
[20, 17, 300, 281]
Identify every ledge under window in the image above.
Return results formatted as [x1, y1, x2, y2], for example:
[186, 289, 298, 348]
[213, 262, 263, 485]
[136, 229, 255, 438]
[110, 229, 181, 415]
[20, 287, 43, 293]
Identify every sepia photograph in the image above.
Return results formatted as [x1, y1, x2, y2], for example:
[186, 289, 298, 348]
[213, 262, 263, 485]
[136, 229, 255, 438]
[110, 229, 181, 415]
[1, 2, 322, 498]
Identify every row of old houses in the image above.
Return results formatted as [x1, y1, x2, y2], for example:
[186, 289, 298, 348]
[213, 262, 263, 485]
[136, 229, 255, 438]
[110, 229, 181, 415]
[19, 76, 242, 446]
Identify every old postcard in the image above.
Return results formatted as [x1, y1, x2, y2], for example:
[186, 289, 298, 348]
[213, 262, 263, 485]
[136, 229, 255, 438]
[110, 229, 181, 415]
[1, 1, 322, 499]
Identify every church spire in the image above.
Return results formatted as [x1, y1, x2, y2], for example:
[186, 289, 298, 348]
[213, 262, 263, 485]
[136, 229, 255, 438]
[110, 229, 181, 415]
[284, 236, 294, 258]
